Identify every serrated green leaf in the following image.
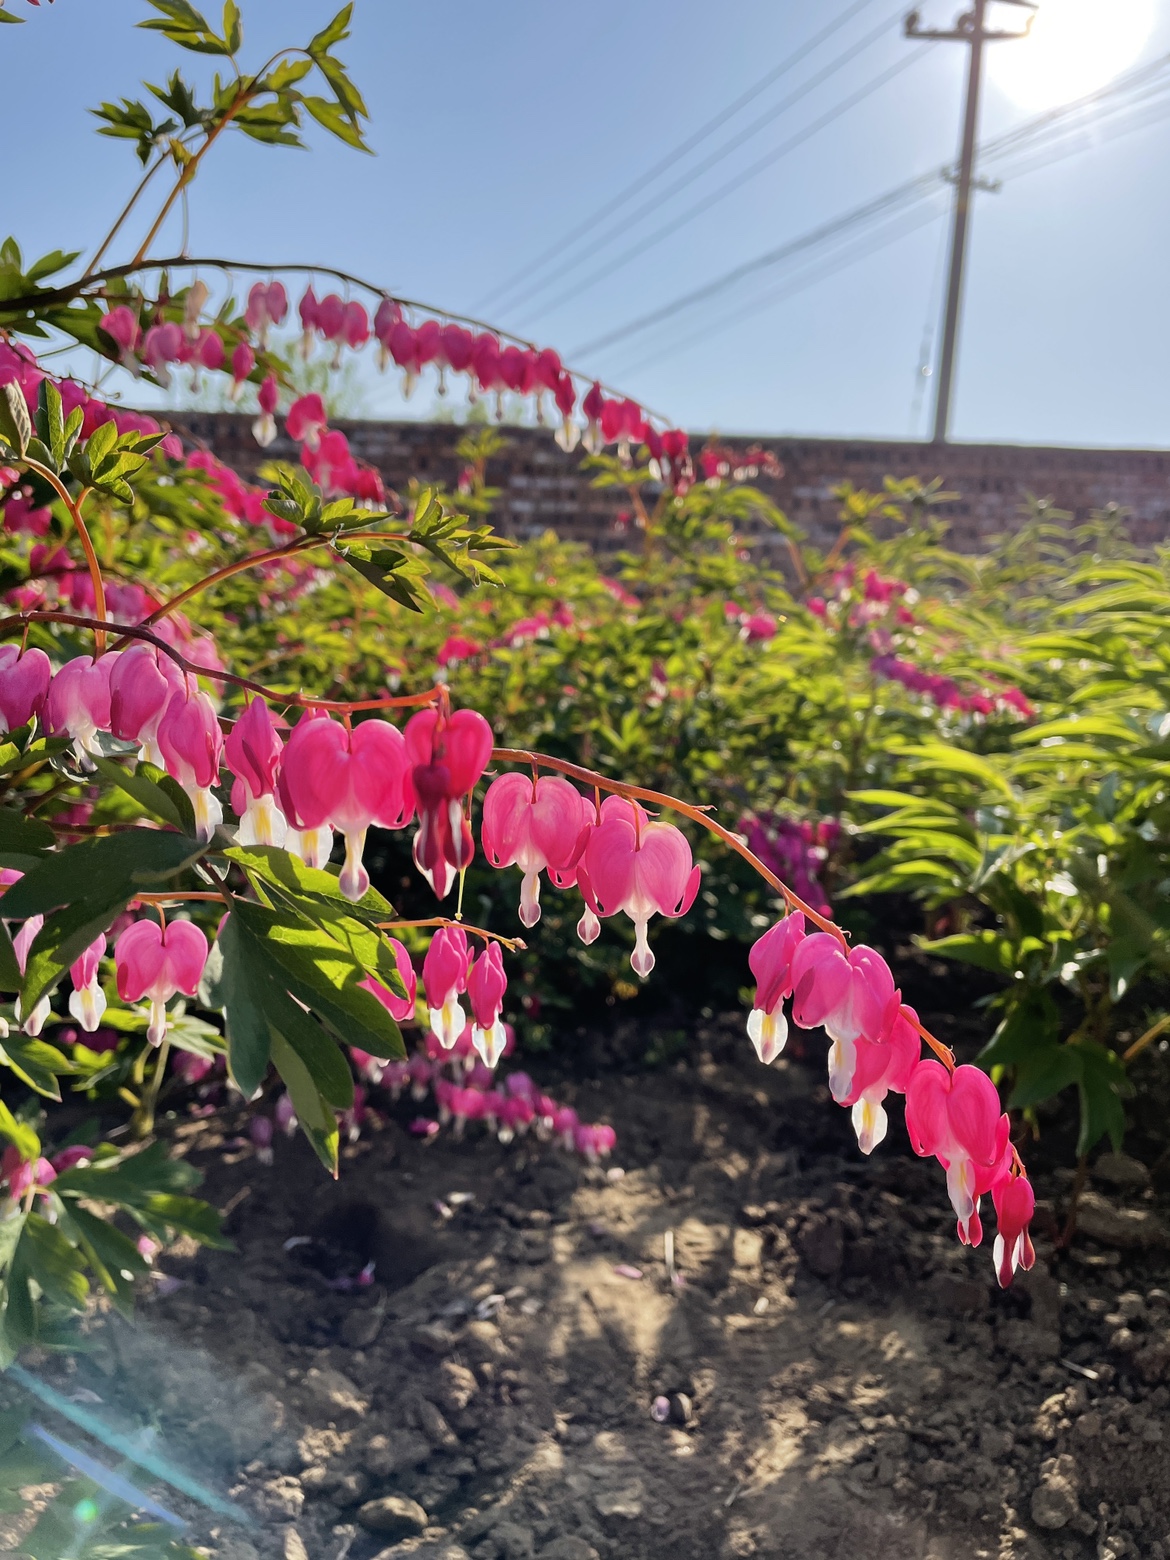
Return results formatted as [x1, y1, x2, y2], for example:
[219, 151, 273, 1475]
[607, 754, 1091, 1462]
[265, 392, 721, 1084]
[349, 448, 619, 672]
[307, 1, 352, 54]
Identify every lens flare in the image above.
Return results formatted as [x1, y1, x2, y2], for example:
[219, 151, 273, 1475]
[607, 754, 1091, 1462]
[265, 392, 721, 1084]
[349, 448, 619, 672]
[990, 0, 1156, 111]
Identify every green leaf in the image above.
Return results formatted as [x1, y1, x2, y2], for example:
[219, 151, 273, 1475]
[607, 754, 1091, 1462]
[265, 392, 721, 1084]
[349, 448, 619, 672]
[140, 1192, 231, 1248]
[0, 1099, 39, 1162]
[224, 844, 393, 926]
[0, 830, 204, 920]
[301, 94, 368, 151]
[22, 1213, 89, 1310]
[307, 1, 352, 54]
[89, 755, 191, 831]
[0, 383, 31, 457]
[231, 899, 405, 1060]
[0, 806, 55, 857]
[21, 896, 123, 1013]
[269, 1030, 338, 1175]
[0, 1034, 71, 1101]
[1007, 1043, 1082, 1110]
[1073, 1040, 1132, 1157]
[56, 1204, 146, 1312]
[214, 909, 271, 1097]
[221, 0, 241, 51]
[919, 931, 1019, 976]
[53, 1139, 199, 1205]
[0, 921, 20, 993]
[35, 378, 65, 471]
[978, 987, 1060, 1069]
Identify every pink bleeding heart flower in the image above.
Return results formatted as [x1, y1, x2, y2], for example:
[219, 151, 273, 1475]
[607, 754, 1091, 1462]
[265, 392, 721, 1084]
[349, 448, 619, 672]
[11, 912, 50, 1035]
[745, 913, 806, 1065]
[422, 925, 472, 1050]
[837, 1001, 922, 1154]
[142, 322, 183, 387]
[244, 280, 288, 346]
[582, 381, 605, 453]
[225, 697, 286, 847]
[298, 286, 320, 355]
[252, 372, 279, 448]
[790, 935, 899, 1100]
[275, 1092, 297, 1135]
[574, 1122, 617, 1162]
[43, 653, 115, 763]
[157, 680, 224, 843]
[50, 1144, 95, 1175]
[280, 715, 412, 896]
[905, 1060, 1011, 1245]
[197, 328, 225, 372]
[99, 305, 141, 369]
[373, 297, 403, 367]
[404, 706, 494, 900]
[342, 300, 369, 350]
[361, 937, 418, 1024]
[109, 643, 186, 766]
[480, 772, 588, 928]
[0, 646, 52, 733]
[68, 932, 107, 1033]
[575, 795, 700, 978]
[286, 391, 327, 450]
[553, 373, 579, 452]
[467, 942, 508, 1068]
[316, 293, 345, 342]
[1, 1145, 56, 1203]
[991, 1172, 1036, 1288]
[230, 340, 255, 401]
[115, 918, 209, 1046]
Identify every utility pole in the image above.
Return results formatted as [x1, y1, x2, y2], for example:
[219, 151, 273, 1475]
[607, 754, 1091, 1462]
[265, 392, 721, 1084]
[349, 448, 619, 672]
[906, 1, 1036, 443]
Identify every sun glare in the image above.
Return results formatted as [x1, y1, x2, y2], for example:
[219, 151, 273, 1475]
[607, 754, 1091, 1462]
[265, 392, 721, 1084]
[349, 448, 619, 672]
[989, 0, 1156, 111]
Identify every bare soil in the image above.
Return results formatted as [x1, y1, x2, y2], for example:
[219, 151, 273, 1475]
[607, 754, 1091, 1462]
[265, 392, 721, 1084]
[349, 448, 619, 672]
[15, 1014, 1170, 1560]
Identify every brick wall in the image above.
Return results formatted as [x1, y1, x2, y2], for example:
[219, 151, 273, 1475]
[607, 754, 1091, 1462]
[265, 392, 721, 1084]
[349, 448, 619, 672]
[172, 412, 1170, 553]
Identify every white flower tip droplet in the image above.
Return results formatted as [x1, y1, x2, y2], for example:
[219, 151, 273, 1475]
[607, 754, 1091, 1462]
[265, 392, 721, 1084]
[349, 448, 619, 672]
[747, 1006, 788, 1066]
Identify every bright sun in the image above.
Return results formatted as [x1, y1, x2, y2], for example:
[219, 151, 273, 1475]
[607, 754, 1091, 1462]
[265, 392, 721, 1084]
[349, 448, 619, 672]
[989, 0, 1156, 111]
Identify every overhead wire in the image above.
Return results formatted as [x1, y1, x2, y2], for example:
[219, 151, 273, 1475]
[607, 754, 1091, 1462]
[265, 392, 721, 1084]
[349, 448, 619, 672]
[575, 50, 1170, 370]
[472, 0, 888, 314]
[602, 61, 1170, 382]
[519, 41, 931, 329]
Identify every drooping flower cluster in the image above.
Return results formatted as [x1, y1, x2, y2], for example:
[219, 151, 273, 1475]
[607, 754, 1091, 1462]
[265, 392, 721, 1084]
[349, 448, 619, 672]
[743, 912, 1035, 1287]
[871, 654, 1035, 720]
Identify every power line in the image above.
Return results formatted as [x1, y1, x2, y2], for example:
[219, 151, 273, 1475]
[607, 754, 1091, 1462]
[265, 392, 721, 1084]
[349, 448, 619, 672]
[605, 65, 1170, 382]
[522, 42, 930, 330]
[571, 52, 1170, 365]
[471, 0, 887, 314]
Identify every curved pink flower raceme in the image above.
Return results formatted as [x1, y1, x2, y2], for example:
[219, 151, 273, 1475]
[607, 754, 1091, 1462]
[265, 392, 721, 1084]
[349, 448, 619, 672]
[280, 715, 413, 897]
[575, 796, 700, 978]
[286, 392, 327, 450]
[480, 772, 588, 927]
[422, 925, 472, 1049]
[43, 653, 114, 762]
[69, 932, 108, 1033]
[467, 942, 508, 1068]
[0, 646, 52, 733]
[157, 680, 225, 843]
[115, 919, 209, 1047]
[790, 935, 899, 1100]
[746, 913, 806, 1065]
[225, 697, 286, 848]
[361, 938, 418, 1024]
[905, 1060, 1011, 1245]
[404, 707, 494, 900]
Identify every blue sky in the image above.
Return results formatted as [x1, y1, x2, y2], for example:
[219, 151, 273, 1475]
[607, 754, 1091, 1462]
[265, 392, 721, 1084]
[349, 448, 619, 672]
[5, 0, 1170, 446]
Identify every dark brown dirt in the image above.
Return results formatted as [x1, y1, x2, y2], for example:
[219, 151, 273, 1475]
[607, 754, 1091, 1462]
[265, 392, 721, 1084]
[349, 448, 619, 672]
[17, 1016, 1170, 1560]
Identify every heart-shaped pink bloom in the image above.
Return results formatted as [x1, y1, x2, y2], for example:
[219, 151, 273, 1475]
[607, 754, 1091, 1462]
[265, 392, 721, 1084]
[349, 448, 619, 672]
[157, 681, 224, 843]
[286, 392, 327, 450]
[422, 925, 472, 1049]
[404, 707, 493, 900]
[316, 293, 345, 341]
[225, 696, 286, 848]
[109, 644, 186, 766]
[44, 653, 115, 760]
[342, 300, 369, 350]
[837, 1001, 922, 1154]
[361, 938, 418, 1024]
[576, 795, 700, 978]
[905, 1060, 1011, 1242]
[991, 1173, 1036, 1288]
[115, 919, 209, 1046]
[481, 772, 589, 927]
[439, 323, 473, 373]
[280, 715, 413, 898]
[0, 645, 52, 732]
[745, 913, 806, 1065]
[68, 932, 108, 1033]
[467, 943, 508, 1068]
